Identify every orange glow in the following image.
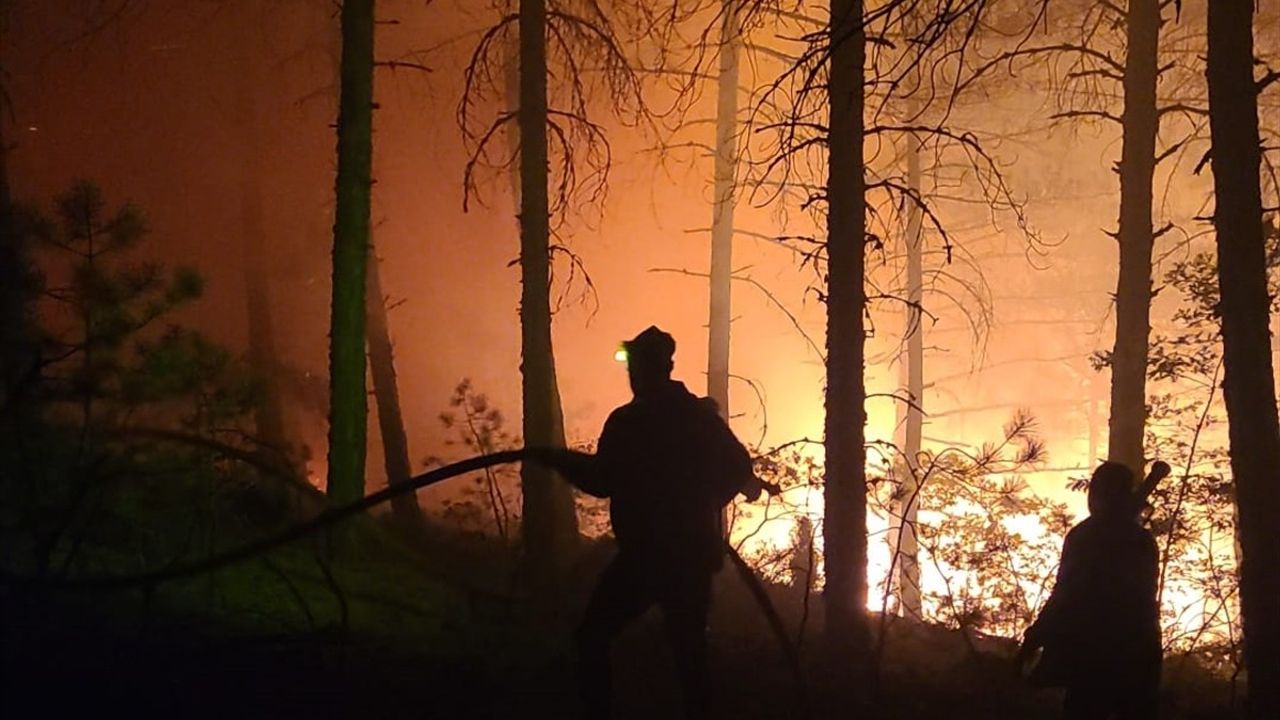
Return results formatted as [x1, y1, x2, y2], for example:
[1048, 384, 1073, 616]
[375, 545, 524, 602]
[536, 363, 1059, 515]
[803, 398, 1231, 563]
[8, 0, 1252, 659]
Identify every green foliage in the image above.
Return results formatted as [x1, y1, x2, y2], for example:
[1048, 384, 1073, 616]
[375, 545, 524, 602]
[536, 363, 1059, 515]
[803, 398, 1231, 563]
[120, 326, 262, 431]
[25, 182, 207, 418]
[0, 181, 285, 582]
[1, 184, 463, 656]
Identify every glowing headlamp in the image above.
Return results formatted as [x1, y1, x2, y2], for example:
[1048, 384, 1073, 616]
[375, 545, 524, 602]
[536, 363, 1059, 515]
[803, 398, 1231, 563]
[614, 345, 629, 364]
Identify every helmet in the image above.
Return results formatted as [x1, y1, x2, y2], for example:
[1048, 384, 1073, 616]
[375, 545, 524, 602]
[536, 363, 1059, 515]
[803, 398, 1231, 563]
[619, 325, 675, 366]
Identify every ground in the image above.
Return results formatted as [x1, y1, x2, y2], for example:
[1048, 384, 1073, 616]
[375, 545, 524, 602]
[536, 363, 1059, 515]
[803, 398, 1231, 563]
[0, 514, 1247, 719]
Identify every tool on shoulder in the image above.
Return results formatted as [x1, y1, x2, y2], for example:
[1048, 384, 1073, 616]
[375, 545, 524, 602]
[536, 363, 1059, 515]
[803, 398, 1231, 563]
[1132, 460, 1172, 520]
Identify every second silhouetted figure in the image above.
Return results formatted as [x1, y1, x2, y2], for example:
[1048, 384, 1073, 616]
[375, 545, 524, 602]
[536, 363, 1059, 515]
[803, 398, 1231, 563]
[1021, 461, 1162, 720]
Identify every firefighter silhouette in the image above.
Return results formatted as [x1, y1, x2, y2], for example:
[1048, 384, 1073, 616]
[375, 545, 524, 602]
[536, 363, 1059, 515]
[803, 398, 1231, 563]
[533, 325, 761, 719]
[1021, 461, 1162, 720]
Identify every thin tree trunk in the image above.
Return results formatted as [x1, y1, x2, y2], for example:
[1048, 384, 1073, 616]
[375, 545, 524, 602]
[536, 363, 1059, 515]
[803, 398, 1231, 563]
[824, 0, 870, 658]
[0, 108, 22, 405]
[1106, 0, 1160, 477]
[366, 252, 423, 524]
[503, 28, 576, 542]
[707, 0, 740, 419]
[519, 0, 577, 592]
[325, 0, 375, 505]
[1207, 2, 1280, 715]
[233, 36, 290, 457]
[0, 93, 36, 408]
[1090, 386, 1100, 458]
[895, 129, 924, 620]
[0, 12, 21, 407]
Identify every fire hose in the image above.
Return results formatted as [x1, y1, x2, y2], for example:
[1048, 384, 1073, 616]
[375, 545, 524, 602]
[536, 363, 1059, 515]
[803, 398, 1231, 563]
[0, 448, 808, 712]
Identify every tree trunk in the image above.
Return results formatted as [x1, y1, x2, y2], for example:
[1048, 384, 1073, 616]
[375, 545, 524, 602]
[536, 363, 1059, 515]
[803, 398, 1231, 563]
[1088, 383, 1101, 465]
[325, 0, 375, 505]
[366, 252, 423, 525]
[1106, 0, 1160, 478]
[233, 35, 290, 458]
[0, 108, 23, 405]
[0, 96, 37, 409]
[503, 25, 573, 483]
[707, 0, 740, 419]
[894, 129, 924, 620]
[1206, 3, 1280, 715]
[824, 0, 870, 657]
[519, 0, 578, 592]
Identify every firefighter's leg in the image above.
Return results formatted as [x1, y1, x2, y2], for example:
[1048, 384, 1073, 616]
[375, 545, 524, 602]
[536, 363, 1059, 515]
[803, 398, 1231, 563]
[1116, 679, 1160, 720]
[660, 570, 713, 720]
[1063, 686, 1111, 720]
[576, 557, 653, 720]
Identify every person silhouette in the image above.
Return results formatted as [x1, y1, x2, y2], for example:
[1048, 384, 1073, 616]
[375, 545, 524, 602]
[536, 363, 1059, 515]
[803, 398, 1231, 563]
[1020, 461, 1162, 720]
[532, 325, 761, 719]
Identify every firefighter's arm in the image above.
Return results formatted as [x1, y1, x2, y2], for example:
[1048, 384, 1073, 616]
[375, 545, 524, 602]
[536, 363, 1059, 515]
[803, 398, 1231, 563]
[739, 465, 785, 502]
[705, 406, 770, 504]
[528, 411, 630, 498]
[524, 447, 611, 498]
[1023, 530, 1082, 652]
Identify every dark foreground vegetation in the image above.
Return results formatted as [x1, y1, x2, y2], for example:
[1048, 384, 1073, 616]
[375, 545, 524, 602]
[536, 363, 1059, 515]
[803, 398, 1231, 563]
[0, 498, 1246, 719]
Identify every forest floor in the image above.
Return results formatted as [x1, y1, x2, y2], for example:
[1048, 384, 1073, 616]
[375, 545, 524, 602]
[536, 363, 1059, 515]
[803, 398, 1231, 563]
[0, 513, 1248, 720]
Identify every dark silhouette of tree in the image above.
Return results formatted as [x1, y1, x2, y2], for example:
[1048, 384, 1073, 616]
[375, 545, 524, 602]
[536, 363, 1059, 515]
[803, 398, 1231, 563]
[1107, 0, 1162, 477]
[750, 0, 1047, 675]
[1140, 242, 1280, 662]
[0, 89, 33, 409]
[307, 0, 420, 520]
[1206, 1, 1280, 714]
[326, 0, 375, 505]
[822, 0, 871, 661]
[515, 0, 575, 593]
[459, 0, 649, 591]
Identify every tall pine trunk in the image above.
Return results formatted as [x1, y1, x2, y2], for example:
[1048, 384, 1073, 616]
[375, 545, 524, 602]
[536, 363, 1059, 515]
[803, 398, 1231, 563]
[519, 0, 577, 591]
[1106, 0, 1159, 477]
[893, 129, 924, 620]
[366, 252, 423, 524]
[824, 0, 870, 656]
[326, 0, 375, 505]
[1206, 2, 1280, 714]
[707, 0, 740, 419]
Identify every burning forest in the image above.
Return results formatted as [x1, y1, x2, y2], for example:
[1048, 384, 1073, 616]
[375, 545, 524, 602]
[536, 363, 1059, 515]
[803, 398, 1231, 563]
[1, 1, 1279, 718]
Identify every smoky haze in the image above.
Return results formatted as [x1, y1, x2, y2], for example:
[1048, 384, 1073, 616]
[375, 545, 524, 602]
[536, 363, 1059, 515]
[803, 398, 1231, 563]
[6, 1, 1280, 717]
[0, 0, 1246, 515]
